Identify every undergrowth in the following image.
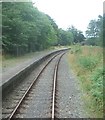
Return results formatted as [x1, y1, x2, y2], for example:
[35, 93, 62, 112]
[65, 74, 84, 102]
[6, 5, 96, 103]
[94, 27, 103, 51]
[68, 45, 104, 117]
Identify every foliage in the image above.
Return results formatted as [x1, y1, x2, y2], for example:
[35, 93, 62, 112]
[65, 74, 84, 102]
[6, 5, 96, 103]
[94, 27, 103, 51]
[85, 37, 100, 46]
[3, 2, 103, 57]
[71, 44, 82, 54]
[68, 46, 103, 117]
[57, 28, 73, 45]
[78, 56, 98, 71]
[68, 26, 85, 43]
[2, 2, 89, 56]
[2, 2, 58, 55]
[57, 26, 85, 46]
[90, 66, 104, 111]
[85, 15, 103, 46]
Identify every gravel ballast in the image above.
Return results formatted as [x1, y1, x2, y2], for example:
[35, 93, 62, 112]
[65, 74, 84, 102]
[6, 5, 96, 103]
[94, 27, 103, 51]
[2, 56, 53, 118]
[2, 51, 90, 118]
[56, 53, 89, 118]
[14, 54, 62, 118]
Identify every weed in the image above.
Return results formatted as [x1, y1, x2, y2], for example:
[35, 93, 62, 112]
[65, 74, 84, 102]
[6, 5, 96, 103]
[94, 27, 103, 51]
[68, 45, 103, 117]
[78, 56, 98, 71]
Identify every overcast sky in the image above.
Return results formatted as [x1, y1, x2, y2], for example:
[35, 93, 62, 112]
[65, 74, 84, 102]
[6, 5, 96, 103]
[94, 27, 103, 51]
[32, 0, 104, 35]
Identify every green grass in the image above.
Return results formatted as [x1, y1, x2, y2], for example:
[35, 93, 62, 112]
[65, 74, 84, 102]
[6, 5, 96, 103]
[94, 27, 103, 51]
[68, 45, 104, 117]
[78, 56, 99, 71]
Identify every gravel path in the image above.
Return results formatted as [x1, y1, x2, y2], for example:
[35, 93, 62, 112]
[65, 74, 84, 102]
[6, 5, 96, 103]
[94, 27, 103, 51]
[56, 53, 89, 118]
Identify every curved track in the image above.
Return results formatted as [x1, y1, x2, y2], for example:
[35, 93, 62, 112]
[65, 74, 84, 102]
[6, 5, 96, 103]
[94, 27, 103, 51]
[2, 51, 67, 119]
[51, 52, 65, 119]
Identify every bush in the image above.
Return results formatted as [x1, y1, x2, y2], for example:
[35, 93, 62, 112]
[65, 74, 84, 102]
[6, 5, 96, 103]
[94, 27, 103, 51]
[71, 44, 82, 54]
[85, 38, 99, 46]
[89, 67, 104, 110]
[68, 45, 103, 117]
[78, 56, 98, 71]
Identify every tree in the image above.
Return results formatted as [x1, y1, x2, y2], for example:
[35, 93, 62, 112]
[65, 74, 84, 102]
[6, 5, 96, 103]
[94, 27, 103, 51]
[2, 2, 30, 55]
[85, 15, 103, 46]
[2, 2, 59, 55]
[58, 29, 73, 45]
[68, 26, 85, 43]
[86, 20, 99, 38]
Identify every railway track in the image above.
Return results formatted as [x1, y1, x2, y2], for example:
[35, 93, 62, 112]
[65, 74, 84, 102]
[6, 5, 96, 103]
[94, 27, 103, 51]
[2, 50, 67, 119]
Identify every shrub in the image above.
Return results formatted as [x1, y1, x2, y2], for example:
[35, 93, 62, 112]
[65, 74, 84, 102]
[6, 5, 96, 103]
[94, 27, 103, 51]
[71, 44, 82, 54]
[68, 45, 103, 117]
[78, 56, 98, 71]
[90, 67, 104, 110]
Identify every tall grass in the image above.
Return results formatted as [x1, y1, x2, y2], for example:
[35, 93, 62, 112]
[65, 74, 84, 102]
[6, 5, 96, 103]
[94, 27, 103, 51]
[68, 45, 104, 117]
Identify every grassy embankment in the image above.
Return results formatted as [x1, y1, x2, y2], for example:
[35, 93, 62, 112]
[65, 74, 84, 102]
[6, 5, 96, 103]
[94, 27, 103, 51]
[68, 45, 104, 117]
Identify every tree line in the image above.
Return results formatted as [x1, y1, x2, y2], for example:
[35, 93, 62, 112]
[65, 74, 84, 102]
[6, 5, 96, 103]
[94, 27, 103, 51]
[85, 14, 104, 46]
[2, 2, 85, 56]
[2, 2, 58, 55]
[2, 2, 104, 56]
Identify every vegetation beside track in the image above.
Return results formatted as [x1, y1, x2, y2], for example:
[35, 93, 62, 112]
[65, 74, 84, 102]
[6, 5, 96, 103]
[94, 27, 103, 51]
[68, 45, 104, 117]
[2, 2, 85, 56]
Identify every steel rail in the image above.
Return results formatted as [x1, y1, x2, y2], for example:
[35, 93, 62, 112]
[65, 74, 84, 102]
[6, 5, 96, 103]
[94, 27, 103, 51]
[51, 52, 66, 120]
[7, 52, 63, 120]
